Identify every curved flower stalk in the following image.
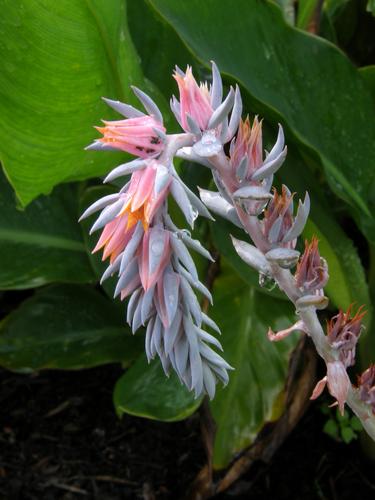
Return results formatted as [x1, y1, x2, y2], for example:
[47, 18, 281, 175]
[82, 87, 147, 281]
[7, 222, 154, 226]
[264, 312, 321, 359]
[82, 61, 375, 439]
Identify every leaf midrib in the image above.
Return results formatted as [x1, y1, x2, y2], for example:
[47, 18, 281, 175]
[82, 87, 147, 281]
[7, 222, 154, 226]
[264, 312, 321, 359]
[0, 228, 85, 252]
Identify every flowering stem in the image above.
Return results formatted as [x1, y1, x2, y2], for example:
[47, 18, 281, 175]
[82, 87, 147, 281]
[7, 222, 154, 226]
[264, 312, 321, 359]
[202, 146, 375, 441]
[159, 133, 194, 165]
[347, 387, 375, 440]
[208, 151, 270, 252]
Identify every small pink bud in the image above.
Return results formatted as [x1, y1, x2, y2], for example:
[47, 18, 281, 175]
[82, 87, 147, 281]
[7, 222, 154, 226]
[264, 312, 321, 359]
[262, 185, 295, 247]
[229, 116, 263, 177]
[173, 66, 213, 132]
[327, 305, 366, 367]
[295, 237, 328, 293]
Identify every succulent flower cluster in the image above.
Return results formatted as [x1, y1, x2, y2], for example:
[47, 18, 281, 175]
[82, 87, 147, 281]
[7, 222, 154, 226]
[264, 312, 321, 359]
[81, 63, 238, 399]
[82, 61, 375, 438]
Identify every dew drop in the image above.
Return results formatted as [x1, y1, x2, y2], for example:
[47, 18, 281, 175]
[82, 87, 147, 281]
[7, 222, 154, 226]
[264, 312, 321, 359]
[181, 229, 191, 238]
[258, 272, 276, 291]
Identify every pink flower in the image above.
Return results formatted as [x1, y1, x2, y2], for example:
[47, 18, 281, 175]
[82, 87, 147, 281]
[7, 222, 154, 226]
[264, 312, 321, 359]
[93, 211, 138, 264]
[295, 237, 329, 293]
[92, 160, 171, 263]
[230, 116, 263, 178]
[95, 115, 166, 158]
[311, 361, 351, 415]
[327, 305, 366, 367]
[173, 66, 213, 132]
[263, 186, 295, 247]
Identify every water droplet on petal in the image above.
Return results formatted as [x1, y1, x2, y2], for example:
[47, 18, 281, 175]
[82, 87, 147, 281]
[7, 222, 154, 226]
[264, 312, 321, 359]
[259, 272, 276, 291]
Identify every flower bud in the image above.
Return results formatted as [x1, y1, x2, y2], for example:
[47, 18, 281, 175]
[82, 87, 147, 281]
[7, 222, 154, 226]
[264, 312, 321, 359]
[327, 305, 366, 367]
[295, 237, 329, 293]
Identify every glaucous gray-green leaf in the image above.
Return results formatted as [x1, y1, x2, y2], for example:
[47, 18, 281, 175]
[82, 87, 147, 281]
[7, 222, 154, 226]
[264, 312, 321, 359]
[209, 265, 297, 469]
[0, 171, 94, 289]
[114, 355, 202, 422]
[150, 0, 375, 237]
[0, 0, 167, 206]
[0, 284, 142, 371]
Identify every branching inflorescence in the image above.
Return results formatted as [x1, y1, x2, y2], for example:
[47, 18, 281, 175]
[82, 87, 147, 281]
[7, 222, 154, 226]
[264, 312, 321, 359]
[81, 62, 375, 439]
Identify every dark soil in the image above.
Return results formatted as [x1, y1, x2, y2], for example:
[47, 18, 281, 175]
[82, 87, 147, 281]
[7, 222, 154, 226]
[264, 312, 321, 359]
[1, 364, 375, 500]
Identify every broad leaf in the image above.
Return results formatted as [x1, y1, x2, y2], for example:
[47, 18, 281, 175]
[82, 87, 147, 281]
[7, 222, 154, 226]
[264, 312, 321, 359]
[114, 355, 202, 422]
[0, 0, 165, 206]
[127, 0, 192, 106]
[150, 0, 375, 237]
[209, 266, 298, 469]
[0, 171, 94, 289]
[0, 284, 142, 371]
[359, 65, 375, 102]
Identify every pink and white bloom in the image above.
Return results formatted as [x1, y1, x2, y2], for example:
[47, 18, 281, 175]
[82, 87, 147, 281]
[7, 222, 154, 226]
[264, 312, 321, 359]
[327, 305, 366, 367]
[173, 66, 213, 132]
[259, 186, 310, 249]
[171, 63, 242, 158]
[230, 117, 263, 179]
[310, 306, 366, 413]
[86, 86, 166, 158]
[95, 115, 165, 158]
[295, 237, 329, 294]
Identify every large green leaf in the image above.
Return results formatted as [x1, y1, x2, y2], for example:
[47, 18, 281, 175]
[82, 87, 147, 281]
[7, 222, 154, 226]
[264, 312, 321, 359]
[149, 0, 375, 235]
[114, 355, 202, 422]
[127, 0, 192, 106]
[0, 0, 165, 206]
[0, 284, 142, 371]
[209, 266, 298, 469]
[359, 65, 375, 102]
[0, 171, 94, 289]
